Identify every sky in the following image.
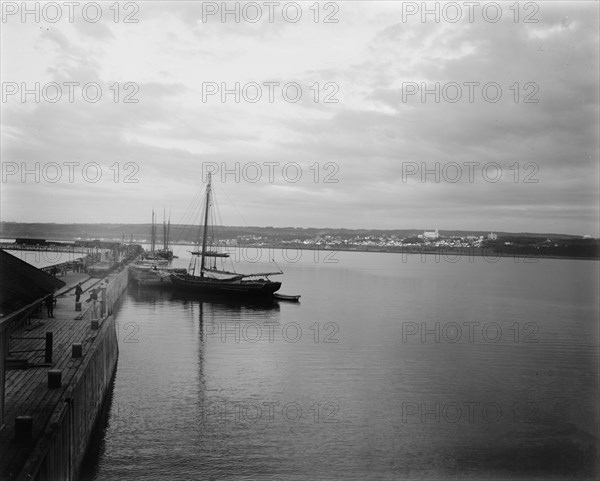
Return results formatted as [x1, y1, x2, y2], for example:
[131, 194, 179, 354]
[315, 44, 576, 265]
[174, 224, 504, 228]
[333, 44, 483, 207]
[1, 1, 599, 235]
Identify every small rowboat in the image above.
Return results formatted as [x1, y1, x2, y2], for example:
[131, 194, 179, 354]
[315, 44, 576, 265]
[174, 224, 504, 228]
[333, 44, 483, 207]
[274, 293, 301, 302]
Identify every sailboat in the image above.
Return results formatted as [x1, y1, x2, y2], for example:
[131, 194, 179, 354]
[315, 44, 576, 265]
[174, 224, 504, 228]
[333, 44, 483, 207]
[170, 173, 283, 297]
[130, 209, 185, 286]
[156, 208, 175, 260]
[140, 210, 165, 262]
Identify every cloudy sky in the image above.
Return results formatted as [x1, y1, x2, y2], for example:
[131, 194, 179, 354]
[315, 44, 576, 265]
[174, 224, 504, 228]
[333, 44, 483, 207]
[1, 1, 598, 235]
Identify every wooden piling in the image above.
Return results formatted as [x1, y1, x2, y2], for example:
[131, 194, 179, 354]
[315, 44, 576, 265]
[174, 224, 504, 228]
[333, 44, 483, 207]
[15, 416, 33, 441]
[47, 370, 62, 389]
[45, 332, 53, 364]
[72, 343, 82, 358]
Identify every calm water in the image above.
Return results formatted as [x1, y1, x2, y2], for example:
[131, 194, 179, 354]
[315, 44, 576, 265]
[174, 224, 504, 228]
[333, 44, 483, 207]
[84, 248, 599, 480]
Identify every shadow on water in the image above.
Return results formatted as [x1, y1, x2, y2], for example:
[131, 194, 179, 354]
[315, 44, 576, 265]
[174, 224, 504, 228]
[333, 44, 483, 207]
[78, 365, 117, 481]
[446, 432, 599, 479]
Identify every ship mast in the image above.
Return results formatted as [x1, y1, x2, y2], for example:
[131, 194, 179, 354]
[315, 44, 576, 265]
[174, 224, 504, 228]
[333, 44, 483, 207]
[163, 207, 167, 251]
[167, 209, 171, 251]
[151, 209, 156, 254]
[199, 173, 212, 278]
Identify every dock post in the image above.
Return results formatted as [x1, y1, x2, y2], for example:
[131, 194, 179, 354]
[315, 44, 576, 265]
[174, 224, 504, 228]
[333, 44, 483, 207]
[48, 370, 62, 389]
[72, 343, 83, 358]
[45, 332, 53, 364]
[15, 416, 33, 441]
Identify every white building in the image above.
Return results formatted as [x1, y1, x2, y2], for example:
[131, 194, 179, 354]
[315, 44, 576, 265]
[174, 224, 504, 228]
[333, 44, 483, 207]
[423, 229, 439, 239]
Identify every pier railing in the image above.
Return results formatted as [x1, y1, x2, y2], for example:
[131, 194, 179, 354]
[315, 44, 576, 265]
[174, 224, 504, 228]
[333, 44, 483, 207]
[8, 332, 54, 365]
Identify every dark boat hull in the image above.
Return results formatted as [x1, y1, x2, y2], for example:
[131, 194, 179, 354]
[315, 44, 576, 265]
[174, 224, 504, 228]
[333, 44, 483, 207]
[170, 274, 281, 297]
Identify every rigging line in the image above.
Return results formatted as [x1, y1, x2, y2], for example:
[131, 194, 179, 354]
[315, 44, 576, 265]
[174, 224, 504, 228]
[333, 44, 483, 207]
[218, 184, 249, 227]
[176, 190, 196, 228]
[194, 195, 207, 248]
[213, 190, 224, 243]
[211, 182, 243, 275]
[191, 186, 206, 240]
[176, 182, 206, 244]
[209, 198, 216, 249]
[271, 258, 284, 273]
[210, 184, 224, 271]
[208, 199, 217, 269]
[211, 182, 237, 274]
[209, 183, 221, 243]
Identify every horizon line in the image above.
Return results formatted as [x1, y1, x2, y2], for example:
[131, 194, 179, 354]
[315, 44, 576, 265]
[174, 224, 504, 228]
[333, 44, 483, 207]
[0, 221, 595, 238]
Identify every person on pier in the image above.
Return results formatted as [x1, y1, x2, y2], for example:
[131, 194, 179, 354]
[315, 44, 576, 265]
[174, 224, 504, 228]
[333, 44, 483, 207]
[75, 283, 83, 302]
[45, 294, 55, 318]
[88, 288, 99, 317]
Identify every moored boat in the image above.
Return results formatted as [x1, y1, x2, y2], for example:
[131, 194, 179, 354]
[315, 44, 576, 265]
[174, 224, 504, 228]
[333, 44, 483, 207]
[274, 293, 301, 302]
[170, 273, 281, 295]
[129, 263, 186, 286]
[170, 173, 283, 298]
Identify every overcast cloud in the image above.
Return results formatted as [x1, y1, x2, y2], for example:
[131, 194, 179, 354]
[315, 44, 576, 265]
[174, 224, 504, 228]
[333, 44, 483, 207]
[1, 1, 598, 235]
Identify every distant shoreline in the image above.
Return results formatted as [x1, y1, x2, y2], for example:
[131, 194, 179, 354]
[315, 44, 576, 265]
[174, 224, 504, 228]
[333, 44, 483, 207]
[3, 242, 598, 261]
[237, 244, 600, 261]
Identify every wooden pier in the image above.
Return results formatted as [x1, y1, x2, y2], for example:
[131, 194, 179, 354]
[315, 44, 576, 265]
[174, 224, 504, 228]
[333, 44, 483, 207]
[0, 267, 130, 481]
[0, 242, 143, 277]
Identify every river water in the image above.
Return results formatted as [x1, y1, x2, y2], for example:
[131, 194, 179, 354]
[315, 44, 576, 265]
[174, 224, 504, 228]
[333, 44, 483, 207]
[82, 247, 599, 480]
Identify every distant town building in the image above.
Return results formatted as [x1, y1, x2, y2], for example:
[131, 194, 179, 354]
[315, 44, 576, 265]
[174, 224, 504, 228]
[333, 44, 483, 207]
[423, 229, 439, 239]
[488, 232, 497, 240]
[583, 235, 593, 239]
